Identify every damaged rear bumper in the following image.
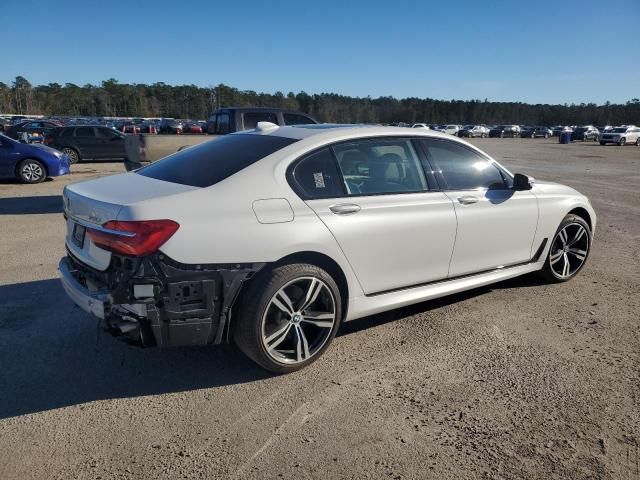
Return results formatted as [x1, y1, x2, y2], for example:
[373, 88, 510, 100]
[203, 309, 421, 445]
[60, 257, 110, 319]
[58, 252, 264, 348]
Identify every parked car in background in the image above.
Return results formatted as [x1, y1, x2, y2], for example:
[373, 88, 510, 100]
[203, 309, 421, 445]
[459, 125, 490, 138]
[206, 107, 318, 135]
[158, 118, 183, 134]
[571, 126, 600, 142]
[4, 120, 61, 141]
[45, 126, 127, 163]
[183, 122, 204, 134]
[120, 121, 140, 134]
[440, 125, 460, 136]
[139, 122, 159, 134]
[599, 126, 640, 146]
[489, 125, 521, 138]
[522, 126, 553, 138]
[411, 123, 431, 130]
[59, 124, 596, 373]
[551, 126, 573, 137]
[0, 133, 70, 183]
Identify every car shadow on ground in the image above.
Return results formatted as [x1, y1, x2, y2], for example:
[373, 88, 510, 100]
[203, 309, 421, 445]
[0, 278, 271, 420]
[0, 273, 546, 420]
[0, 195, 62, 215]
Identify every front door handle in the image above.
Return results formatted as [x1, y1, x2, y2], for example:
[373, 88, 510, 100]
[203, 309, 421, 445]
[329, 203, 361, 215]
[458, 195, 479, 205]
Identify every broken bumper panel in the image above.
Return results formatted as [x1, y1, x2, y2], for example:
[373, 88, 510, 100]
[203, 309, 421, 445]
[59, 257, 109, 319]
[58, 252, 264, 348]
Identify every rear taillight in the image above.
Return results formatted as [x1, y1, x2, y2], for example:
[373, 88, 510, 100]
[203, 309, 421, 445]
[44, 137, 53, 145]
[87, 219, 179, 256]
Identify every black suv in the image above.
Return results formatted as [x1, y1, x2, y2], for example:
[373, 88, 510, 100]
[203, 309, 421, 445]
[489, 125, 520, 138]
[571, 126, 599, 142]
[207, 107, 318, 134]
[45, 126, 127, 163]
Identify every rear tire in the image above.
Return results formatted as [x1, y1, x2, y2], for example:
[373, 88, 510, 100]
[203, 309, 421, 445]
[17, 158, 46, 184]
[600, 142, 606, 146]
[539, 214, 591, 283]
[233, 263, 342, 374]
[61, 147, 80, 164]
[635, 137, 640, 146]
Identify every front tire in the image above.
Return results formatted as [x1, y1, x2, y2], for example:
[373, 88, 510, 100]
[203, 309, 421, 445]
[539, 214, 591, 283]
[233, 263, 342, 373]
[17, 158, 46, 184]
[618, 137, 626, 146]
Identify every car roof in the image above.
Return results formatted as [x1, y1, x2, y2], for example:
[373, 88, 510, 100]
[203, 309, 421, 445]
[236, 123, 453, 141]
[215, 107, 315, 115]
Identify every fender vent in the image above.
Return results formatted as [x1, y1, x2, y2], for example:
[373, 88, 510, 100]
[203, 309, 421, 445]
[531, 238, 548, 262]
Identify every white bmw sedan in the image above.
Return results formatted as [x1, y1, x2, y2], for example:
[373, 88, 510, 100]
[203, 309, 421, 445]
[59, 123, 596, 373]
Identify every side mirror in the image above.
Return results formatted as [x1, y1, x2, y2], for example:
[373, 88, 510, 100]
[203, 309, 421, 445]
[513, 173, 534, 191]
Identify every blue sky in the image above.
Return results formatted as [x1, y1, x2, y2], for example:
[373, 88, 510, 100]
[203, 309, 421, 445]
[3, 0, 639, 104]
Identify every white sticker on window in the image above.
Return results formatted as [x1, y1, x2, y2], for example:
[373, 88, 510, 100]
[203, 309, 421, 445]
[313, 172, 326, 188]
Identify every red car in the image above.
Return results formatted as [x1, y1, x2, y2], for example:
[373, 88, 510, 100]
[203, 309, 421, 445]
[183, 122, 203, 134]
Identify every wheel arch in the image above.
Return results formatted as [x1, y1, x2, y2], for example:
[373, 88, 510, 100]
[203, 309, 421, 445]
[567, 206, 592, 231]
[226, 250, 351, 344]
[273, 251, 350, 319]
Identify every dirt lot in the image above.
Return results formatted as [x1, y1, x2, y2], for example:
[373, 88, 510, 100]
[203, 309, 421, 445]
[0, 139, 638, 480]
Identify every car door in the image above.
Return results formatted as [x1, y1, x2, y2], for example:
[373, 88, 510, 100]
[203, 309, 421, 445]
[289, 137, 458, 295]
[420, 137, 538, 277]
[96, 127, 125, 158]
[73, 127, 98, 158]
[0, 136, 14, 177]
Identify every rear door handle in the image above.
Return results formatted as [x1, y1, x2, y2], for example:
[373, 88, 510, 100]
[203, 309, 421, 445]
[329, 203, 361, 215]
[457, 195, 479, 205]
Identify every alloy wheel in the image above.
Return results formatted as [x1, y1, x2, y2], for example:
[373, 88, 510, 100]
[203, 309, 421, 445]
[549, 223, 589, 279]
[21, 161, 44, 182]
[62, 148, 79, 163]
[261, 276, 336, 365]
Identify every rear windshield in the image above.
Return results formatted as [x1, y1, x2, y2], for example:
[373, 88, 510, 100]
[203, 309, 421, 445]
[137, 134, 298, 187]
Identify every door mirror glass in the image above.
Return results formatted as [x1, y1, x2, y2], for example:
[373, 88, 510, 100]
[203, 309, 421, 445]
[513, 173, 533, 191]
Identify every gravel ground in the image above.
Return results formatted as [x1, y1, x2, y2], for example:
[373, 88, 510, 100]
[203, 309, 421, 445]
[0, 139, 638, 480]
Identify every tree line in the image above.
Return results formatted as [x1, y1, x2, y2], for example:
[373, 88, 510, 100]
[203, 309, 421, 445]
[1, 76, 638, 126]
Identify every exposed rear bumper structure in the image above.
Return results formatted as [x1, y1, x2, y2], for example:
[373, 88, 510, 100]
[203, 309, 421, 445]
[59, 257, 109, 319]
[59, 252, 265, 348]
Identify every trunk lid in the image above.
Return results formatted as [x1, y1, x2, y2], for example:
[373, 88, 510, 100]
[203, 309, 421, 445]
[63, 172, 198, 270]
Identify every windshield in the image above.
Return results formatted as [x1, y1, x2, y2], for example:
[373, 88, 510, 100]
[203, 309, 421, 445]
[137, 134, 298, 187]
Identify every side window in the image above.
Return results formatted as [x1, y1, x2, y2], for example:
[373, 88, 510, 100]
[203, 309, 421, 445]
[289, 148, 344, 199]
[60, 128, 73, 137]
[420, 139, 510, 190]
[75, 127, 95, 137]
[216, 113, 230, 134]
[97, 128, 120, 139]
[332, 138, 428, 196]
[243, 112, 278, 129]
[283, 113, 315, 125]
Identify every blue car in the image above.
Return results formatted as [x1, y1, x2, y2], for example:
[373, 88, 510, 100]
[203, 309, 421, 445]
[0, 133, 70, 183]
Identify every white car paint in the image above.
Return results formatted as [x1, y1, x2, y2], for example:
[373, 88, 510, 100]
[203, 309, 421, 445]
[599, 125, 640, 145]
[61, 125, 596, 325]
